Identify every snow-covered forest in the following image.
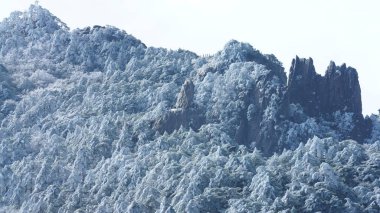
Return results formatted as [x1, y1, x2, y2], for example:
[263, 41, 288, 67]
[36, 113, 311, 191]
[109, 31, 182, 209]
[0, 5, 379, 212]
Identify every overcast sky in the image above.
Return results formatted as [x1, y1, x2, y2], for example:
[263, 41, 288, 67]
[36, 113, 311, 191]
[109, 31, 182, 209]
[1, 0, 379, 115]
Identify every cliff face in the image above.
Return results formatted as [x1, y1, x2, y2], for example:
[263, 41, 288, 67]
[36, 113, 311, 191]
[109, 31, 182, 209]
[287, 56, 362, 116]
[287, 57, 322, 116]
[287, 56, 371, 142]
[323, 61, 362, 114]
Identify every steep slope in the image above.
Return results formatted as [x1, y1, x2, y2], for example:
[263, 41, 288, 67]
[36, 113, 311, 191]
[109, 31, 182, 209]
[0, 5, 379, 213]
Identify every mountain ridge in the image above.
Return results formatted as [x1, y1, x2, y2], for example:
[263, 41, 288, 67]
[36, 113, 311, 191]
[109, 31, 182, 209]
[0, 5, 379, 212]
[0, 3, 375, 160]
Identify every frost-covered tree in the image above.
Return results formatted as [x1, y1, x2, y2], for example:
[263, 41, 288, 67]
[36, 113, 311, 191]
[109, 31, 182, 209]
[0, 4, 379, 213]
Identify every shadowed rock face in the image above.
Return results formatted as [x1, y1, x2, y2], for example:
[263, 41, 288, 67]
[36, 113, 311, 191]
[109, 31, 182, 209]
[288, 56, 362, 116]
[287, 57, 322, 116]
[322, 61, 362, 114]
[287, 56, 370, 142]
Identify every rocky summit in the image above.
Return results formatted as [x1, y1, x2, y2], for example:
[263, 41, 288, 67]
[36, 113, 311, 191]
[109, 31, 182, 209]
[287, 56, 362, 116]
[0, 5, 379, 213]
[287, 56, 371, 142]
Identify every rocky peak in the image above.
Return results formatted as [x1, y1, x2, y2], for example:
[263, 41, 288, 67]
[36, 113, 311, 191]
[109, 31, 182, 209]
[175, 79, 195, 109]
[287, 57, 362, 116]
[287, 56, 322, 116]
[290, 56, 316, 78]
[154, 79, 203, 134]
[322, 62, 362, 114]
[286, 57, 369, 143]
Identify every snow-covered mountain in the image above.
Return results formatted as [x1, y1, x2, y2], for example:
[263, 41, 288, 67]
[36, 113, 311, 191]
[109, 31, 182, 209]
[0, 5, 379, 212]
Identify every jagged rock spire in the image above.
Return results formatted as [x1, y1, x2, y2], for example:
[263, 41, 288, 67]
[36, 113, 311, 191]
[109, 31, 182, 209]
[287, 56, 362, 116]
[154, 79, 203, 134]
[287, 56, 322, 116]
[175, 79, 195, 109]
[323, 61, 362, 114]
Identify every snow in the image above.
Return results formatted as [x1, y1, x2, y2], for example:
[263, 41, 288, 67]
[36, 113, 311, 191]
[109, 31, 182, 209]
[0, 4, 379, 212]
[369, 114, 380, 143]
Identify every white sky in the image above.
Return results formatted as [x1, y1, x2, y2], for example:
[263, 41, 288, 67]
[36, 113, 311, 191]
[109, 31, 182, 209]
[1, 0, 379, 115]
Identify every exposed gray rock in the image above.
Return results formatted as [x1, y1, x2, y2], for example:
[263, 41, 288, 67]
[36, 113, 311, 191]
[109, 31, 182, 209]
[287, 56, 371, 142]
[323, 61, 362, 114]
[175, 79, 194, 109]
[287, 56, 362, 116]
[154, 79, 203, 134]
[287, 57, 322, 116]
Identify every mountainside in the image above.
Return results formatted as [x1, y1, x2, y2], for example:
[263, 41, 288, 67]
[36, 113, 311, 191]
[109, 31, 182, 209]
[0, 5, 379, 212]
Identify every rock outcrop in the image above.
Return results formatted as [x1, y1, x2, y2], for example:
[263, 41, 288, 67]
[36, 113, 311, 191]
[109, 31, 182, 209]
[287, 56, 371, 142]
[154, 79, 203, 134]
[287, 56, 362, 116]
[322, 61, 362, 114]
[175, 79, 195, 109]
[287, 57, 322, 116]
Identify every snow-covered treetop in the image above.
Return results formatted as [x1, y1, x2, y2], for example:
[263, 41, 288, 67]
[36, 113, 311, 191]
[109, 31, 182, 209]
[0, 5, 379, 212]
[214, 40, 283, 69]
[217, 40, 259, 62]
[1, 4, 68, 33]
